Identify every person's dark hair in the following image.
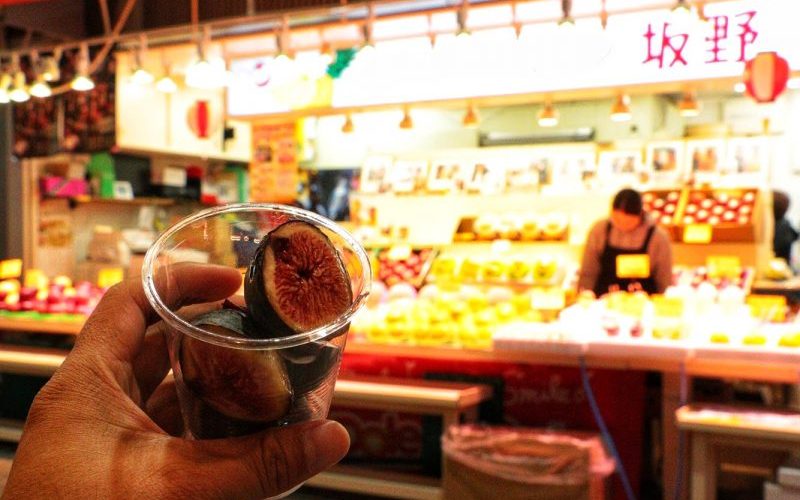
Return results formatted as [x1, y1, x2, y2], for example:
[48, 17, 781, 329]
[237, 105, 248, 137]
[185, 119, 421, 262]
[612, 188, 643, 216]
[773, 190, 790, 221]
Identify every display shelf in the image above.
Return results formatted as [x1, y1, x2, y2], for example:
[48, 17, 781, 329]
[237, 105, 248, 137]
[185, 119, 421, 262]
[0, 316, 82, 335]
[0, 345, 68, 376]
[70, 197, 177, 207]
[114, 146, 249, 165]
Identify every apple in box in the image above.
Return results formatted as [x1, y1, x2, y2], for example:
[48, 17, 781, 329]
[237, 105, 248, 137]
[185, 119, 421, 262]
[708, 215, 720, 225]
[19, 287, 37, 302]
[19, 300, 35, 311]
[695, 209, 709, 222]
[722, 211, 736, 222]
[711, 205, 724, 215]
[685, 204, 697, 215]
[643, 193, 655, 203]
[667, 191, 680, 202]
[701, 198, 714, 209]
[653, 199, 665, 209]
[664, 203, 676, 214]
[683, 215, 695, 224]
[727, 199, 740, 209]
[739, 205, 752, 215]
[743, 191, 755, 202]
[738, 215, 749, 225]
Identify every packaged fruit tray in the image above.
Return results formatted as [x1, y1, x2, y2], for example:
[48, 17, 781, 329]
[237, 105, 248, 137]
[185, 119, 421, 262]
[372, 246, 437, 289]
[427, 253, 569, 287]
[642, 189, 682, 227]
[453, 213, 569, 242]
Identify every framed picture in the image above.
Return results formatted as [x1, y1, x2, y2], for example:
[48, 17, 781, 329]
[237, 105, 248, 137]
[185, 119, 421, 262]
[505, 159, 538, 191]
[686, 139, 726, 175]
[551, 151, 597, 187]
[464, 161, 506, 194]
[390, 160, 429, 193]
[646, 141, 685, 175]
[427, 159, 461, 192]
[359, 155, 393, 194]
[598, 149, 643, 180]
[725, 136, 768, 175]
[113, 181, 134, 200]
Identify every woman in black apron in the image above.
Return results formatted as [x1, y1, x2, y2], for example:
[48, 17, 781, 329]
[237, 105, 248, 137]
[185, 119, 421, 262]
[579, 188, 673, 297]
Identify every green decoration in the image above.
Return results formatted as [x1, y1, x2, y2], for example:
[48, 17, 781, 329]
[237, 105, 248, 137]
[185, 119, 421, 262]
[326, 48, 357, 79]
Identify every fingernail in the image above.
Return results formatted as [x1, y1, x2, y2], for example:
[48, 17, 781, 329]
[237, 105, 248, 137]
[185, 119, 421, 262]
[308, 420, 350, 471]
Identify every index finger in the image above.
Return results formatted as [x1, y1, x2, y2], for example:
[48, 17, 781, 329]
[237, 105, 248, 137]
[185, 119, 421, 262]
[74, 263, 242, 366]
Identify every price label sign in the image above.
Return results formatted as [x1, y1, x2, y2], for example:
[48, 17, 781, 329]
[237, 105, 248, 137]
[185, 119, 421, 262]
[707, 256, 741, 279]
[387, 244, 412, 261]
[652, 295, 684, 318]
[23, 269, 48, 289]
[616, 254, 650, 279]
[683, 224, 713, 244]
[0, 259, 22, 280]
[531, 288, 566, 310]
[747, 295, 787, 322]
[97, 268, 124, 288]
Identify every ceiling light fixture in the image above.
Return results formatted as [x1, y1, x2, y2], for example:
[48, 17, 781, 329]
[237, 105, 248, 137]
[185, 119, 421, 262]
[399, 107, 413, 129]
[456, 0, 471, 38]
[186, 26, 227, 89]
[734, 82, 746, 93]
[28, 51, 52, 98]
[537, 100, 559, 127]
[9, 55, 29, 103]
[342, 113, 354, 133]
[462, 103, 479, 128]
[558, 0, 576, 30]
[275, 17, 293, 62]
[42, 48, 61, 82]
[70, 43, 95, 92]
[610, 94, 632, 122]
[671, 0, 697, 23]
[0, 73, 12, 104]
[131, 35, 154, 85]
[678, 91, 701, 117]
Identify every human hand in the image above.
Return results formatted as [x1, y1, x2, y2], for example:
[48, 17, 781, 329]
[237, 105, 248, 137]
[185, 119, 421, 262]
[2, 264, 350, 499]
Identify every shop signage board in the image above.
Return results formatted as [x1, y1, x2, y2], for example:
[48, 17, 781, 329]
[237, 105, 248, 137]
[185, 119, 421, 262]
[683, 223, 713, 244]
[227, 0, 799, 116]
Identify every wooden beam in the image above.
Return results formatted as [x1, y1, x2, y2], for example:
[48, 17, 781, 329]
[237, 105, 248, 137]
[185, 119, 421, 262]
[99, 0, 111, 34]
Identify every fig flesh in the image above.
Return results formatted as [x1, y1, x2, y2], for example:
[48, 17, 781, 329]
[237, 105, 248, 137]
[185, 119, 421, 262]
[245, 221, 353, 337]
[181, 310, 293, 423]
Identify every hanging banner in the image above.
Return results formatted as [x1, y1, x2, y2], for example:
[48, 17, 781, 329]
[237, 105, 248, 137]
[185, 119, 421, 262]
[227, 0, 798, 117]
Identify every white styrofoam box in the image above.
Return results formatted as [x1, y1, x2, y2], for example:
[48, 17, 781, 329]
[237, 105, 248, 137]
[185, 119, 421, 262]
[765, 482, 800, 500]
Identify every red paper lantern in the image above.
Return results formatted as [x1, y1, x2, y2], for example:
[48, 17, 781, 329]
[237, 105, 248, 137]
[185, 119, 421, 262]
[743, 51, 790, 103]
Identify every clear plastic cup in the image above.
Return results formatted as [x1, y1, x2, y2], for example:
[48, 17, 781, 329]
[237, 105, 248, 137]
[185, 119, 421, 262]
[142, 204, 371, 440]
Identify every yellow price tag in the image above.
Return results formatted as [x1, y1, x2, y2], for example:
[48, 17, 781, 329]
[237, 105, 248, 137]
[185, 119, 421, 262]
[97, 268, 125, 288]
[652, 295, 684, 318]
[531, 288, 566, 310]
[707, 256, 741, 279]
[24, 269, 48, 290]
[747, 295, 787, 322]
[0, 259, 22, 279]
[683, 224, 713, 244]
[387, 245, 412, 261]
[616, 254, 651, 279]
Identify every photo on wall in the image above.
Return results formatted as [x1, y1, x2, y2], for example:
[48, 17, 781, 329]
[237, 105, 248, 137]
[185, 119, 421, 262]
[391, 160, 429, 193]
[725, 136, 768, 175]
[359, 155, 393, 194]
[427, 159, 462, 193]
[686, 139, 726, 176]
[645, 141, 686, 184]
[597, 149, 643, 185]
[464, 161, 506, 194]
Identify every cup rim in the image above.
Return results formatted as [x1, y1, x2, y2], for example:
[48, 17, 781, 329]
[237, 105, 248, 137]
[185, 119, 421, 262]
[142, 203, 372, 349]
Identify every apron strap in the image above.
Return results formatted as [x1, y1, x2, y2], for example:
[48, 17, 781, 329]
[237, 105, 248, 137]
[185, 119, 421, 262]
[640, 224, 656, 253]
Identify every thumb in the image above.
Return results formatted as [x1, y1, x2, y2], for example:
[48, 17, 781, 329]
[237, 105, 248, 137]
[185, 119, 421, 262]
[174, 420, 350, 499]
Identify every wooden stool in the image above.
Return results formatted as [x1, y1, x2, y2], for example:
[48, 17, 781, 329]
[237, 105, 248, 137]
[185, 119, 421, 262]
[676, 404, 800, 500]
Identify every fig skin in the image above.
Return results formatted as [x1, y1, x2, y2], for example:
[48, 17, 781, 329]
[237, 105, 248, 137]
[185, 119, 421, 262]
[245, 221, 353, 338]
[181, 312, 293, 423]
[282, 342, 343, 397]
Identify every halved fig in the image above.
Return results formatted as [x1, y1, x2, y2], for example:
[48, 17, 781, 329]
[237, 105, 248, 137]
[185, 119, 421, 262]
[180, 310, 293, 423]
[245, 221, 353, 337]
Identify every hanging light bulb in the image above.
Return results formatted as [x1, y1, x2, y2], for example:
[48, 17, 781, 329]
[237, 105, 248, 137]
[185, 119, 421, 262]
[734, 82, 746, 93]
[610, 94, 632, 122]
[156, 73, 178, 93]
[29, 76, 52, 98]
[130, 35, 154, 85]
[28, 51, 52, 98]
[456, 0, 471, 39]
[71, 43, 95, 91]
[0, 74, 12, 104]
[342, 113, 354, 133]
[319, 39, 334, 66]
[678, 91, 701, 118]
[42, 48, 61, 82]
[537, 100, 559, 127]
[186, 27, 227, 89]
[9, 55, 29, 103]
[359, 21, 376, 55]
[462, 103, 479, 128]
[558, 0, 576, 30]
[671, 0, 697, 24]
[275, 18, 293, 63]
[399, 107, 413, 129]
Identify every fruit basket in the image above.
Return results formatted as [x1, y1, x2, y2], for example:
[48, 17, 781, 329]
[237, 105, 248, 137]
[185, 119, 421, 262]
[679, 188, 757, 242]
[642, 189, 682, 228]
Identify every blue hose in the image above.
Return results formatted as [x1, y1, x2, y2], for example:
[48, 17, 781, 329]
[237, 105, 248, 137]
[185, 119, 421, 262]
[579, 356, 637, 500]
